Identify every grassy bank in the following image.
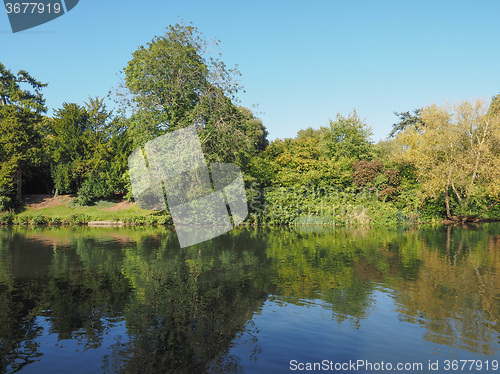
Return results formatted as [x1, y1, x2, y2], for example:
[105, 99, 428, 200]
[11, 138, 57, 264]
[2, 193, 496, 228]
[0, 195, 173, 226]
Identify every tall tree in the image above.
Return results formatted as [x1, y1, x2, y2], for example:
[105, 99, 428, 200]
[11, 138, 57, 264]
[44, 98, 130, 202]
[44, 102, 89, 195]
[488, 93, 500, 117]
[389, 109, 424, 138]
[324, 111, 374, 160]
[120, 23, 265, 165]
[0, 62, 46, 203]
[393, 99, 500, 219]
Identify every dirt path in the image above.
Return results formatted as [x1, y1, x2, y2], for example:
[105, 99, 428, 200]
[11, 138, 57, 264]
[24, 194, 73, 210]
[23, 194, 133, 211]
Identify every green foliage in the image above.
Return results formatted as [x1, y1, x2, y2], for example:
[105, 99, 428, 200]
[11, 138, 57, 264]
[248, 128, 353, 189]
[121, 23, 267, 166]
[13, 215, 30, 225]
[393, 99, 500, 220]
[68, 213, 90, 225]
[0, 62, 47, 201]
[0, 211, 13, 225]
[0, 186, 13, 212]
[123, 23, 236, 140]
[389, 109, 424, 138]
[45, 102, 89, 193]
[77, 175, 114, 206]
[3, 28, 500, 226]
[44, 97, 131, 202]
[32, 214, 47, 225]
[488, 93, 500, 117]
[324, 111, 374, 160]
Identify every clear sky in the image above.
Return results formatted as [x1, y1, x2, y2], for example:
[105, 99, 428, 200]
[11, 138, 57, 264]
[2, 0, 500, 141]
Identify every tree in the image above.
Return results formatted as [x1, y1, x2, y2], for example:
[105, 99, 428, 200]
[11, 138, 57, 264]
[120, 23, 266, 166]
[44, 98, 130, 202]
[236, 106, 268, 154]
[76, 97, 131, 203]
[488, 93, 500, 117]
[247, 125, 355, 189]
[324, 111, 374, 160]
[0, 62, 47, 204]
[393, 99, 500, 220]
[44, 102, 89, 194]
[389, 109, 424, 138]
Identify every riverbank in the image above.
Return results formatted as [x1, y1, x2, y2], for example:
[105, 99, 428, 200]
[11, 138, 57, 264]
[0, 194, 498, 227]
[0, 194, 172, 226]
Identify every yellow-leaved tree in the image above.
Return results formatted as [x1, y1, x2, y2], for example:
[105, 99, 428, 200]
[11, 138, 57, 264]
[393, 98, 500, 220]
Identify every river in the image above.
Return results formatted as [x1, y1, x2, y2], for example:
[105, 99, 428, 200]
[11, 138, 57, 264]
[0, 224, 499, 373]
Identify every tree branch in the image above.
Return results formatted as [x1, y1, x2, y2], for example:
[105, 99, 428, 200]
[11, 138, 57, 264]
[479, 201, 499, 216]
[450, 179, 464, 207]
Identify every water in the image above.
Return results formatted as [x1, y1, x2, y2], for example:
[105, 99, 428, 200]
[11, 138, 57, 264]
[0, 224, 499, 373]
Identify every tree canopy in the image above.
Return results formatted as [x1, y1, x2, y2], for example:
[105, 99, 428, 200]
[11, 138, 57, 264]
[120, 23, 265, 167]
[324, 111, 374, 160]
[1, 25, 500, 225]
[43, 98, 130, 203]
[0, 62, 47, 205]
[393, 99, 500, 219]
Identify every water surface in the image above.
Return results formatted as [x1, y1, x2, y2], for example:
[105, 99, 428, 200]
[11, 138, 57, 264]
[0, 224, 499, 373]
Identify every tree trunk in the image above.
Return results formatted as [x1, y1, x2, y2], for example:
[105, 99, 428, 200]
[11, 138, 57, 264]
[445, 183, 453, 220]
[16, 168, 22, 201]
[450, 180, 464, 208]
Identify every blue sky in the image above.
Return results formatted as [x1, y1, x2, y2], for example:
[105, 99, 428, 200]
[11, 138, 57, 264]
[2, 0, 499, 141]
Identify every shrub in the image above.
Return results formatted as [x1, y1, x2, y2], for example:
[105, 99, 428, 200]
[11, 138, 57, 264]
[0, 210, 13, 225]
[48, 216, 62, 225]
[94, 200, 115, 209]
[146, 215, 158, 225]
[66, 198, 80, 208]
[0, 195, 12, 212]
[14, 215, 31, 225]
[352, 160, 383, 187]
[32, 214, 47, 225]
[69, 213, 90, 225]
[77, 175, 114, 205]
[157, 214, 172, 225]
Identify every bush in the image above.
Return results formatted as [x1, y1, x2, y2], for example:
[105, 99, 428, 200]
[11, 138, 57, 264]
[32, 214, 47, 225]
[48, 216, 62, 225]
[66, 198, 81, 208]
[69, 213, 90, 225]
[14, 215, 31, 225]
[77, 175, 114, 205]
[157, 214, 172, 225]
[94, 200, 115, 209]
[0, 210, 13, 225]
[0, 195, 12, 212]
[0, 186, 13, 211]
[146, 215, 158, 225]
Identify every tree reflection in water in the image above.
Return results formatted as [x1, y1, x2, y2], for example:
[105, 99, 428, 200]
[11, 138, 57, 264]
[0, 224, 499, 373]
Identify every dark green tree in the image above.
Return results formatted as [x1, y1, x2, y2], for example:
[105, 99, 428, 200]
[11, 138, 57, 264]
[44, 98, 130, 202]
[488, 93, 500, 117]
[44, 102, 89, 195]
[389, 109, 423, 138]
[0, 62, 47, 206]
